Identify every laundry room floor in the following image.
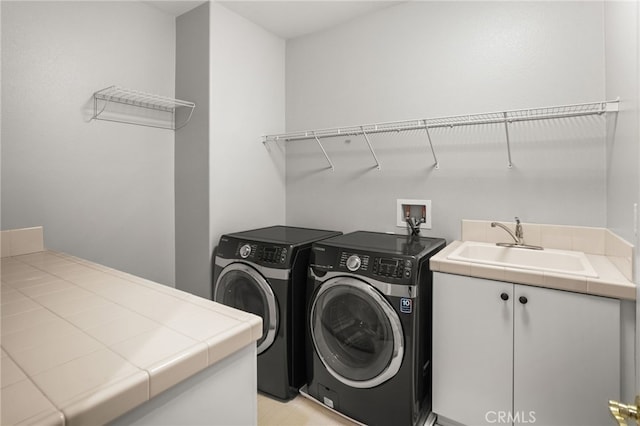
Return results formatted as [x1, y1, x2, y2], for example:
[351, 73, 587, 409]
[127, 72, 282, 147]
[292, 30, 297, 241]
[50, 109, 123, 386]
[257, 393, 358, 426]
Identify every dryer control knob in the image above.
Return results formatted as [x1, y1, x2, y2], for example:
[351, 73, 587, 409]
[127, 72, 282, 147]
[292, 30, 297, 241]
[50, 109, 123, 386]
[346, 255, 362, 272]
[239, 244, 252, 259]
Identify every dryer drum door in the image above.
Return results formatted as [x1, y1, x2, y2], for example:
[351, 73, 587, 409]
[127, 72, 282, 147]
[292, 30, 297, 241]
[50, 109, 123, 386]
[214, 263, 278, 354]
[310, 276, 404, 389]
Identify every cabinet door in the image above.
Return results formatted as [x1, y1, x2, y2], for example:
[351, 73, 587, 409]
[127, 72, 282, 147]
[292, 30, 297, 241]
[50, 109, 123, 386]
[432, 272, 514, 426]
[513, 285, 620, 426]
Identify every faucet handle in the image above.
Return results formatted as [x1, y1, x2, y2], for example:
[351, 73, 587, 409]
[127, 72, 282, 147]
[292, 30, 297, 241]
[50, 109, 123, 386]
[514, 217, 523, 242]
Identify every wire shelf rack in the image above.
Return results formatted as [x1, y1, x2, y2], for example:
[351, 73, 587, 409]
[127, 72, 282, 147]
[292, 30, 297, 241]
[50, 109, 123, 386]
[92, 85, 196, 130]
[263, 100, 619, 169]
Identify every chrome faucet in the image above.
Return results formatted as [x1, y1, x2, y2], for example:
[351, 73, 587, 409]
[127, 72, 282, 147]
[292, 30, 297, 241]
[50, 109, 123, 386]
[491, 217, 543, 250]
[491, 219, 521, 244]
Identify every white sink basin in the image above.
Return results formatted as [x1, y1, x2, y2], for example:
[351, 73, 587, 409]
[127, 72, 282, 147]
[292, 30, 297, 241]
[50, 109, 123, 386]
[447, 241, 598, 278]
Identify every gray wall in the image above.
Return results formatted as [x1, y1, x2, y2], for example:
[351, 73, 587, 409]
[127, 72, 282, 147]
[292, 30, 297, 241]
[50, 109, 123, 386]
[175, 3, 211, 297]
[1, 1, 176, 285]
[209, 3, 286, 294]
[285, 1, 607, 243]
[605, 1, 640, 265]
[173, 3, 286, 299]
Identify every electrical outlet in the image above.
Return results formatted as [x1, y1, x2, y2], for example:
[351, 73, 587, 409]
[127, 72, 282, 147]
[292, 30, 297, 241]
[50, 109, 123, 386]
[396, 199, 432, 230]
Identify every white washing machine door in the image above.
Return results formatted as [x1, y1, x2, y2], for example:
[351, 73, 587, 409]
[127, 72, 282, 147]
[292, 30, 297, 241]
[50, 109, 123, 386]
[310, 276, 404, 389]
[214, 262, 278, 354]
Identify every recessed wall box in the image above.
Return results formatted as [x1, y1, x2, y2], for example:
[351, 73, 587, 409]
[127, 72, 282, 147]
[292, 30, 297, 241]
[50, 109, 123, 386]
[396, 199, 432, 230]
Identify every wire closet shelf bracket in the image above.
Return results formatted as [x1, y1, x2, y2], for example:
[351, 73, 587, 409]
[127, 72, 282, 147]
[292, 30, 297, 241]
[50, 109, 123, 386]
[263, 99, 619, 170]
[92, 86, 196, 130]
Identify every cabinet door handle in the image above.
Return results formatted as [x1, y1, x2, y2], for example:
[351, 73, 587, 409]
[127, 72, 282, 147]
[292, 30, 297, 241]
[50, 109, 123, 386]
[519, 296, 528, 305]
[500, 292, 509, 301]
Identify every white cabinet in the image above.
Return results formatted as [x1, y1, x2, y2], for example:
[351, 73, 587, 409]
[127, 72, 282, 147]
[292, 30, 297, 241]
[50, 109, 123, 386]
[432, 272, 620, 426]
[432, 274, 513, 425]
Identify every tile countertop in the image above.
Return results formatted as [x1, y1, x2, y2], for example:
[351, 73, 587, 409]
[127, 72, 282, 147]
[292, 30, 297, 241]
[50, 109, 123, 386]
[1, 250, 262, 426]
[429, 220, 636, 300]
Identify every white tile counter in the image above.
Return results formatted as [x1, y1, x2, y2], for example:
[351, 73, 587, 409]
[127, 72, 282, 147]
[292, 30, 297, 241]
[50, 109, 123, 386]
[1, 238, 261, 425]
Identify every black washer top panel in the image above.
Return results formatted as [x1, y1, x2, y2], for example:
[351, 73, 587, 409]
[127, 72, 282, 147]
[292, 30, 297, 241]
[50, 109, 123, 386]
[319, 231, 445, 259]
[226, 225, 341, 247]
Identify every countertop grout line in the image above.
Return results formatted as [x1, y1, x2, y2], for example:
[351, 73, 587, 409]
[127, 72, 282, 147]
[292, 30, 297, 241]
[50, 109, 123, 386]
[2, 254, 187, 420]
[9, 251, 261, 329]
[3, 251, 260, 389]
[2, 249, 261, 425]
[1, 348, 67, 425]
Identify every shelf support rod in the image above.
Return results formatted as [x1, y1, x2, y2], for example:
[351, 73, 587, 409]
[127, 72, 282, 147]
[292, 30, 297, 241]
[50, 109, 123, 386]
[313, 132, 335, 171]
[423, 120, 439, 169]
[503, 112, 513, 168]
[361, 126, 381, 170]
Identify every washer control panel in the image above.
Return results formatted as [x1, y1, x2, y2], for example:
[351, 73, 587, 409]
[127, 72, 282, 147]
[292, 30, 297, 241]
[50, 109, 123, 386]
[339, 252, 369, 272]
[235, 242, 289, 265]
[257, 245, 288, 264]
[311, 246, 423, 285]
[236, 243, 257, 259]
[373, 257, 413, 279]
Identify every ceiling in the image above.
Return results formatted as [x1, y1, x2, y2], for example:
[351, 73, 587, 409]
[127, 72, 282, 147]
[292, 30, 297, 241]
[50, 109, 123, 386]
[145, 1, 403, 40]
[218, 1, 402, 39]
[144, 1, 207, 17]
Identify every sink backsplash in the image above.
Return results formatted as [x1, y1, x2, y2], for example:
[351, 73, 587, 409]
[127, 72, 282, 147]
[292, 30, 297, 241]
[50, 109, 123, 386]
[461, 220, 634, 281]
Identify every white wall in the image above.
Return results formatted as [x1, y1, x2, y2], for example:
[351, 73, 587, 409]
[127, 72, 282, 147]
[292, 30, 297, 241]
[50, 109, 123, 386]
[209, 2, 286, 288]
[604, 0, 640, 400]
[285, 1, 607, 242]
[1, 1, 176, 285]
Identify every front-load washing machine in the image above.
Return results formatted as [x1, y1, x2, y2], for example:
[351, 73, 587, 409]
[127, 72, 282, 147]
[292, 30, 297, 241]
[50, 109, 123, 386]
[213, 225, 341, 400]
[305, 231, 445, 425]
